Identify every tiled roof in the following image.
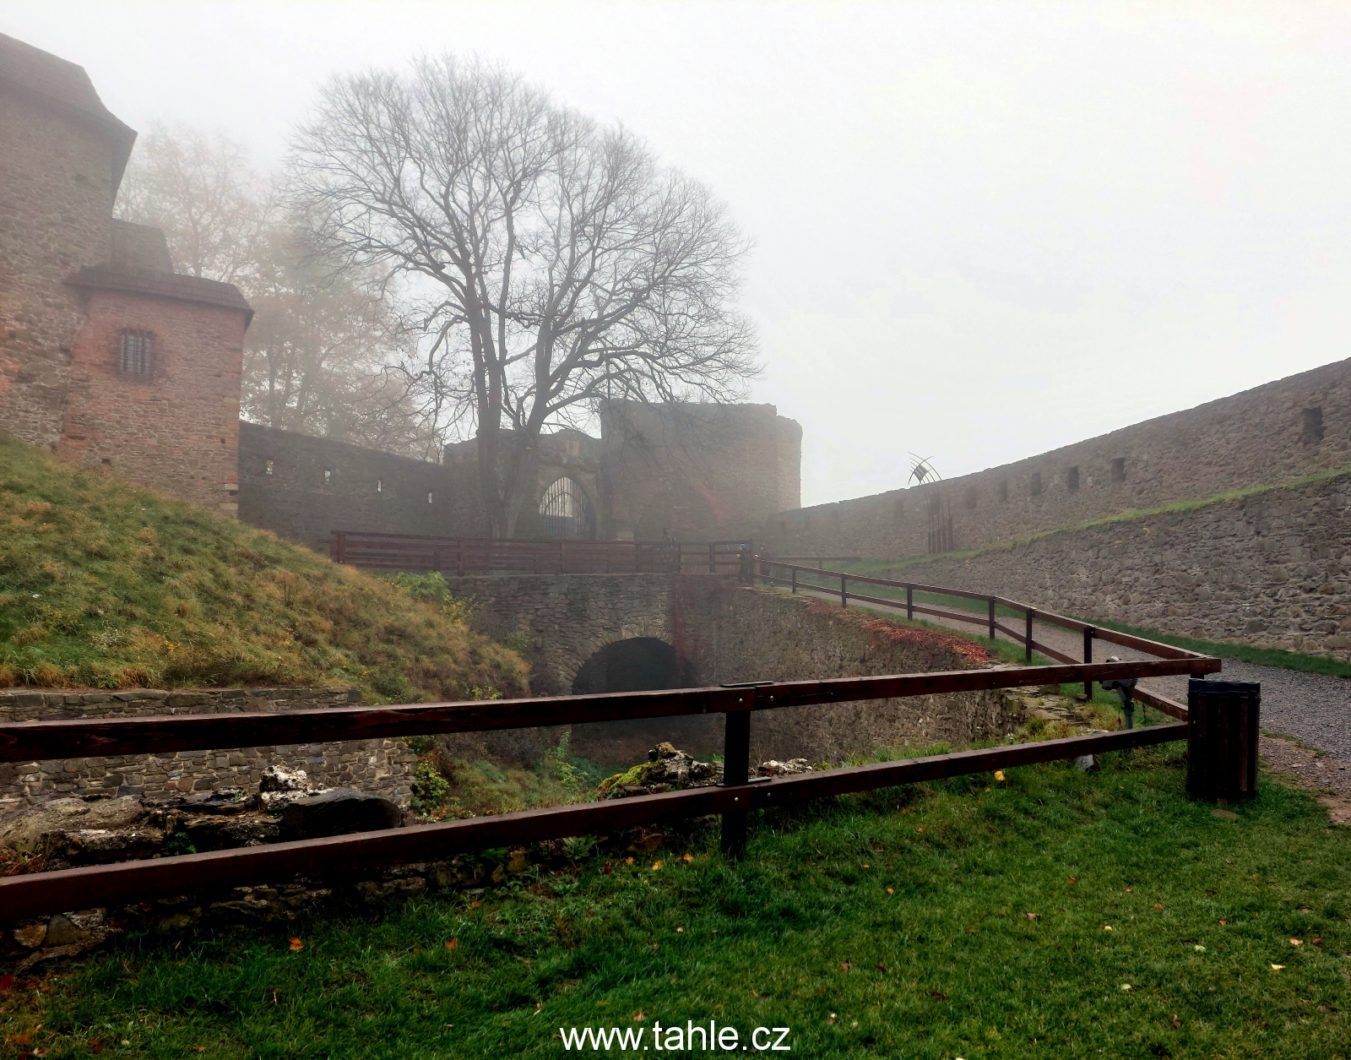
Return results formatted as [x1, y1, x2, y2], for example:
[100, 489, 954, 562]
[0, 32, 136, 186]
[68, 266, 254, 324]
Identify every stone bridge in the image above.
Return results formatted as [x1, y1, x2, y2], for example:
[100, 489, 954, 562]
[443, 572, 1019, 768]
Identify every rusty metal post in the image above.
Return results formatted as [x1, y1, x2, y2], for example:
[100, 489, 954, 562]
[1024, 609, 1035, 663]
[1187, 681, 1260, 801]
[1082, 627, 1095, 699]
[721, 710, 752, 857]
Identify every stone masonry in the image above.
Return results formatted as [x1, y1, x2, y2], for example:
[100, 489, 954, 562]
[0, 686, 415, 808]
[871, 472, 1351, 662]
[765, 358, 1350, 561]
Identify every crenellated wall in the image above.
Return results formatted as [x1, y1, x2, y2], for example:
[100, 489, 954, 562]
[237, 421, 481, 551]
[763, 359, 1351, 560]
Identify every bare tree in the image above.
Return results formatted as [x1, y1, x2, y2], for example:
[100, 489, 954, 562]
[118, 126, 433, 455]
[243, 227, 435, 457]
[289, 56, 758, 537]
[117, 123, 269, 283]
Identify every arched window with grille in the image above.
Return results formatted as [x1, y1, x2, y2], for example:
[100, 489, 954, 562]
[539, 477, 596, 540]
[118, 330, 154, 378]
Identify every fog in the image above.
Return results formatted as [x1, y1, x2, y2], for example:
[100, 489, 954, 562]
[5, 0, 1348, 503]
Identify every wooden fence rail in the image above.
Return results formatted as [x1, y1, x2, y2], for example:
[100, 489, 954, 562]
[0, 567, 1250, 921]
[757, 558, 1196, 719]
[331, 532, 753, 578]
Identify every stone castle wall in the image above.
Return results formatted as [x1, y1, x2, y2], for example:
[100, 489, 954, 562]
[240, 404, 801, 553]
[238, 421, 484, 551]
[601, 401, 802, 542]
[0, 686, 415, 808]
[763, 359, 1351, 560]
[0, 89, 113, 448]
[870, 472, 1351, 662]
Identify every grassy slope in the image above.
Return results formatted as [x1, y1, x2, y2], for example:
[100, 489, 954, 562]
[0, 436, 527, 702]
[3, 749, 1345, 1057]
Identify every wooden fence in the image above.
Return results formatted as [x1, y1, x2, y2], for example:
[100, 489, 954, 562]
[1, 569, 1259, 921]
[331, 531, 753, 578]
[757, 558, 1199, 718]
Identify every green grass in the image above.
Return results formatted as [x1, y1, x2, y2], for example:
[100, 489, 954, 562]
[4, 749, 1345, 1057]
[0, 435, 528, 701]
[1086, 618, 1351, 680]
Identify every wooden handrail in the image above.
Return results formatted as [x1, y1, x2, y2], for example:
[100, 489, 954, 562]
[0, 659, 1216, 764]
[0, 556, 1226, 921]
[0, 723, 1188, 919]
[756, 558, 1210, 663]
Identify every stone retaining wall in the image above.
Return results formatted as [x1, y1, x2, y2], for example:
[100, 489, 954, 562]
[691, 587, 1021, 762]
[0, 686, 415, 808]
[873, 473, 1351, 662]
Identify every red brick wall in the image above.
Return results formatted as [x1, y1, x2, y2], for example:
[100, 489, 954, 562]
[59, 289, 246, 513]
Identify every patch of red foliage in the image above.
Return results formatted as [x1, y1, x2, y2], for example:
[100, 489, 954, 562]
[801, 598, 994, 667]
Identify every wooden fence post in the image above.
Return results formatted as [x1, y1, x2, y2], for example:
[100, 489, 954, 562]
[906, 585, 914, 621]
[1186, 680, 1260, 801]
[721, 710, 752, 858]
[840, 573, 848, 608]
[987, 598, 996, 640]
[1024, 609, 1035, 663]
[791, 567, 798, 594]
[1082, 627, 1095, 699]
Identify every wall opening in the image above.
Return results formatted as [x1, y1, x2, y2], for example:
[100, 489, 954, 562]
[541, 476, 596, 539]
[570, 638, 708, 765]
[1302, 407, 1324, 444]
[573, 637, 681, 695]
[1111, 457, 1126, 483]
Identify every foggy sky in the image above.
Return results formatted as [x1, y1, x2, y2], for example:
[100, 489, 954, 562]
[5, 1, 1348, 505]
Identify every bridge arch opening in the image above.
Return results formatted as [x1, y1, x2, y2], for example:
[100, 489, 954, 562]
[572, 637, 680, 695]
[570, 638, 716, 766]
